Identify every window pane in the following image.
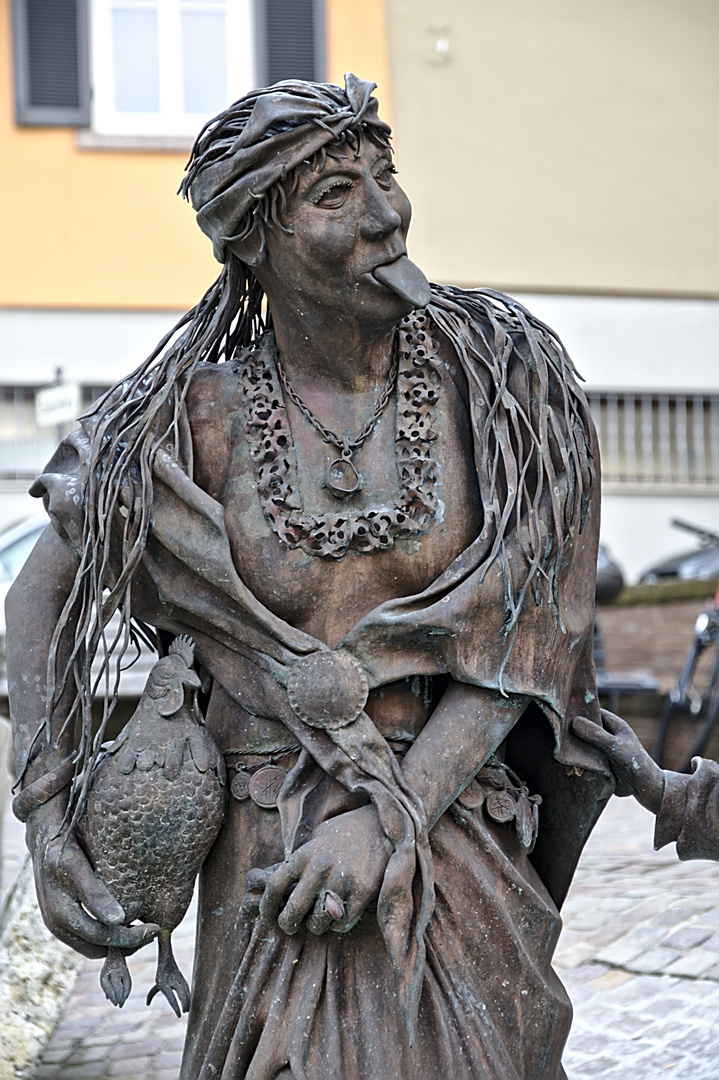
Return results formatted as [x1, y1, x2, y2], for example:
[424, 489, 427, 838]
[112, 8, 160, 112]
[0, 389, 61, 480]
[181, 10, 226, 114]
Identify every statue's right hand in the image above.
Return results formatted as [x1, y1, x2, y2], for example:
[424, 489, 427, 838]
[28, 816, 160, 960]
[572, 709, 665, 814]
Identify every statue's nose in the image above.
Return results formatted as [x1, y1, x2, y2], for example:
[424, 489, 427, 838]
[359, 184, 403, 242]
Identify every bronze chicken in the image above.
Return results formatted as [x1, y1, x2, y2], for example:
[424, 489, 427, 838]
[79, 635, 226, 1015]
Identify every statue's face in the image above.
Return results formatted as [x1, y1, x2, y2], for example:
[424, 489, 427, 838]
[258, 139, 414, 325]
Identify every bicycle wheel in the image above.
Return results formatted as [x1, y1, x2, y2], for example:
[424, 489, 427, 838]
[655, 640, 719, 773]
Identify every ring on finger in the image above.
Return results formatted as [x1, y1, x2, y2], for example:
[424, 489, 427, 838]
[322, 889, 345, 921]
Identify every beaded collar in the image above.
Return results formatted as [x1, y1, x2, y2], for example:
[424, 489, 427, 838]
[235, 310, 442, 559]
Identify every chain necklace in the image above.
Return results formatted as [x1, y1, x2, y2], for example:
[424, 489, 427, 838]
[276, 346, 400, 498]
[236, 311, 441, 559]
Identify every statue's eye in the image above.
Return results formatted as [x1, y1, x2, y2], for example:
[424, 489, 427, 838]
[310, 178, 353, 208]
[374, 161, 397, 190]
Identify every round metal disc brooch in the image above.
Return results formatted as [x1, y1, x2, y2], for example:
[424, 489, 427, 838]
[288, 652, 369, 731]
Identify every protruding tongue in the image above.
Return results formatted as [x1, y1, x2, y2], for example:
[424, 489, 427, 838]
[372, 256, 431, 309]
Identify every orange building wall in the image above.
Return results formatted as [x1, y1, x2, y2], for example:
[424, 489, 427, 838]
[326, 0, 391, 126]
[0, 0, 391, 310]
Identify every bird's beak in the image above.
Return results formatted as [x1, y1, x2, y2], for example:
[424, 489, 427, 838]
[182, 671, 202, 690]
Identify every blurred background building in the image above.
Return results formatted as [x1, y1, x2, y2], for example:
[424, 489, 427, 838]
[1, 0, 718, 581]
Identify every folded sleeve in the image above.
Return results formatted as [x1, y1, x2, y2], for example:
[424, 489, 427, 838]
[654, 758, 719, 862]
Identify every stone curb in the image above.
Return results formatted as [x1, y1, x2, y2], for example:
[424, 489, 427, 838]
[0, 856, 84, 1080]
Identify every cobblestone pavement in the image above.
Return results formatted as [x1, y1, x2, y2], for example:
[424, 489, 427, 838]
[558, 797, 719, 1078]
[29, 906, 194, 1080]
[5, 794, 718, 1079]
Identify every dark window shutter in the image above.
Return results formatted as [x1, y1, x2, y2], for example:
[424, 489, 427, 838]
[256, 0, 325, 86]
[12, 0, 90, 126]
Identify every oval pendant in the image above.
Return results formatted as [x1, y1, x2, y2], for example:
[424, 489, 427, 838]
[325, 457, 362, 498]
[230, 769, 252, 801]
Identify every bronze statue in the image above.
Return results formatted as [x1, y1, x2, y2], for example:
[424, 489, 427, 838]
[7, 75, 612, 1079]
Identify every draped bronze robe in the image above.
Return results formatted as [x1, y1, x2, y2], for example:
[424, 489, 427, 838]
[33, 288, 613, 1080]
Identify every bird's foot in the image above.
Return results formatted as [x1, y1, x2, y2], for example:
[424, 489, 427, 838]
[100, 948, 132, 1008]
[146, 936, 190, 1017]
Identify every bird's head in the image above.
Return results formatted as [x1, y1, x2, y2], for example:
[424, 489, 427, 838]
[144, 636, 201, 718]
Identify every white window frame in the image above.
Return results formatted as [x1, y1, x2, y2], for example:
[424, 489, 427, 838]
[90, 0, 255, 137]
[587, 390, 719, 495]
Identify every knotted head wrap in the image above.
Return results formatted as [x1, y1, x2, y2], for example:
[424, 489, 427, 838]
[181, 73, 392, 263]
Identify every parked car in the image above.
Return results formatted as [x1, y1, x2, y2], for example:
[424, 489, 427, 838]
[0, 514, 48, 686]
[596, 543, 625, 603]
[0, 514, 48, 585]
[0, 514, 155, 696]
[0, 511, 48, 620]
[641, 520, 719, 584]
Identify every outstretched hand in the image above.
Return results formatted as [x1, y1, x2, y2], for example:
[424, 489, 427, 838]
[28, 804, 159, 959]
[572, 709, 665, 814]
[256, 803, 390, 938]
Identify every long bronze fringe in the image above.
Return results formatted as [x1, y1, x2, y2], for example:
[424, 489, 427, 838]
[45, 254, 268, 831]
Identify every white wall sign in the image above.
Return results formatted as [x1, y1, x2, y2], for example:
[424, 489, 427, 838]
[35, 383, 81, 429]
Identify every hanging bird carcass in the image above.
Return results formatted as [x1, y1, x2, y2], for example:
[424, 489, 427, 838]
[78, 635, 226, 1015]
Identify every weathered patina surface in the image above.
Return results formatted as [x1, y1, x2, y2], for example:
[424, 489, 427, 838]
[7, 75, 611, 1079]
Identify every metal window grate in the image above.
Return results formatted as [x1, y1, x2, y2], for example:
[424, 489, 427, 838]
[12, 0, 90, 126]
[587, 391, 719, 491]
[256, 0, 324, 86]
[27, 0, 81, 107]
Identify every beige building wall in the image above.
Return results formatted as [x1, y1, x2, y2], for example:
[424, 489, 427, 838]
[386, 0, 719, 296]
[326, 0, 392, 125]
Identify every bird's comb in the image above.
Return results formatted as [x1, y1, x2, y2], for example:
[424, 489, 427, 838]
[168, 635, 195, 668]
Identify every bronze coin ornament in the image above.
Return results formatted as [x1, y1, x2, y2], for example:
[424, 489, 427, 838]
[455, 777, 484, 810]
[248, 765, 287, 808]
[230, 769, 252, 801]
[287, 651, 370, 730]
[485, 790, 517, 824]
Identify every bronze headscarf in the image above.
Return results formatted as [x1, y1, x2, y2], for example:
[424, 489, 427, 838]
[184, 73, 391, 263]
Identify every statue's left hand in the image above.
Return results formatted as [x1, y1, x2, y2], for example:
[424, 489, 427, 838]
[27, 807, 160, 959]
[257, 803, 389, 937]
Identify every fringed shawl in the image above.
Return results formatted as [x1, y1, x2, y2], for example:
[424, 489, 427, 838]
[30, 284, 610, 1040]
